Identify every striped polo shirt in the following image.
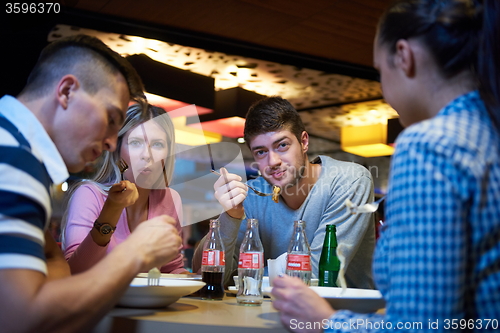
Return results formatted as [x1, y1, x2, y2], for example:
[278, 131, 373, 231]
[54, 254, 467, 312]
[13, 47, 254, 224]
[0, 95, 68, 275]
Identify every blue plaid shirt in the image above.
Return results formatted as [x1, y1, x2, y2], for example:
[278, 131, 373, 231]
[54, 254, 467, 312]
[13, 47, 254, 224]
[326, 91, 500, 332]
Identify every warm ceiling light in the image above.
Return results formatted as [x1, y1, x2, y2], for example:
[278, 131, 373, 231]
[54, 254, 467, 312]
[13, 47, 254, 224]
[185, 87, 264, 139]
[145, 92, 213, 116]
[341, 123, 395, 158]
[175, 125, 222, 146]
[169, 106, 222, 146]
[192, 116, 246, 138]
[237, 137, 246, 144]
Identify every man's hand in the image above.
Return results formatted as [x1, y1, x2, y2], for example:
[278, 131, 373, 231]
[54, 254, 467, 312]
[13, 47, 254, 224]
[213, 167, 247, 219]
[44, 230, 70, 281]
[272, 275, 335, 333]
[124, 215, 182, 271]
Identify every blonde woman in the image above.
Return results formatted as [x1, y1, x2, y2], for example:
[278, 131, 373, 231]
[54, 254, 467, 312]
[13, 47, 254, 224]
[62, 103, 186, 274]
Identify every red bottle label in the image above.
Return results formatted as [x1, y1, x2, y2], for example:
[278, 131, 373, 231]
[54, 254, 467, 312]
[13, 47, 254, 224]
[202, 250, 225, 266]
[286, 254, 311, 271]
[238, 252, 263, 269]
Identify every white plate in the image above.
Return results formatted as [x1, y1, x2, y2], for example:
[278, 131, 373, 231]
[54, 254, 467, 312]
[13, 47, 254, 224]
[136, 273, 202, 280]
[118, 278, 205, 308]
[233, 276, 318, 288]
[264, 286, 385, 313]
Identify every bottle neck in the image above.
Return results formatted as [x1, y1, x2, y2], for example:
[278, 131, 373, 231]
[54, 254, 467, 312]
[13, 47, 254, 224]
[323, 227, 338, 248]
[247, 219, 259, 234]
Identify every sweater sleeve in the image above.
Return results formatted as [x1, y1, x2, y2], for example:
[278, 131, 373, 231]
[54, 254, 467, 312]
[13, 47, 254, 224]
[308, 163, 375, 289]
[63, 184, 109, 274]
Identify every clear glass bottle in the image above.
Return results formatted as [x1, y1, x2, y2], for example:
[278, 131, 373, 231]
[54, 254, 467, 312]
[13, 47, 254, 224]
[236, 218, 264, 306]
[319, 224, 340, 287]
[285, 220, 312, 285]
[200, 219, 225, 300]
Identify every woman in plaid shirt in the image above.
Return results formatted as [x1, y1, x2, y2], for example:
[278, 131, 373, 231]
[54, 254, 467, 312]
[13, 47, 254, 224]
[272, 0, 500, 332]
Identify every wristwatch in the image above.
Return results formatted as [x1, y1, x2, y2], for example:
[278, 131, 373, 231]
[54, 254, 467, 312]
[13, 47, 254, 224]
[93, 220, 116, 235]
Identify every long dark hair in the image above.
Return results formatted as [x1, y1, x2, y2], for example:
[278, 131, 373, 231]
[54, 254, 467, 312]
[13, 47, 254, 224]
[378, 0, 500, 129]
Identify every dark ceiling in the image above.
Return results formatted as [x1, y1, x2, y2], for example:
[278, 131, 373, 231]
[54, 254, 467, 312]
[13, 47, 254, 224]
[68, 0, 391, 68]
[0, 0, 393, 98]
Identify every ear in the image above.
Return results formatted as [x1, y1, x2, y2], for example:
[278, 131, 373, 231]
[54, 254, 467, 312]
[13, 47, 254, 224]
[56, 75, 80, 110]
[394, 39, 415, 78]
[300, 131, 309, 153]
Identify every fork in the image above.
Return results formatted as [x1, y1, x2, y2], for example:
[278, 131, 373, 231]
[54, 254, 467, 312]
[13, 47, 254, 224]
[147, 267, 161, 286]
[116, 159, 129, 192]
[116, 158, 129, 181]
[345, 196, 385, 214]
[210, 170, 273, 197]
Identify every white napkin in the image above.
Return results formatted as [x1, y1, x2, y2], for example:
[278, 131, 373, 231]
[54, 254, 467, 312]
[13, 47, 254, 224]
[267, 252, 288, 286]
[243, 276, 260, 294]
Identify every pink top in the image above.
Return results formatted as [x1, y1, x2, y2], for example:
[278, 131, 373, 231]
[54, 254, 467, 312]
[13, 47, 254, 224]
[63, 183, 186, 274]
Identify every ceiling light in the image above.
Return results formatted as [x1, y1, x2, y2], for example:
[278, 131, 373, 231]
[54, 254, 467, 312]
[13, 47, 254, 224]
[145, 92, 213, 116]
[169, 106, 222, 146]
[186, 87, 265, 139]
[237, 137, 246, 144]
[193, 116, 246, 138]
[341, 123, 394, 158]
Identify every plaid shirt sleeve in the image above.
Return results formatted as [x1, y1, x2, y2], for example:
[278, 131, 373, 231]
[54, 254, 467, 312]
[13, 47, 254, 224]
[327, 91, 500, 332]
[381, 133, 472, 330]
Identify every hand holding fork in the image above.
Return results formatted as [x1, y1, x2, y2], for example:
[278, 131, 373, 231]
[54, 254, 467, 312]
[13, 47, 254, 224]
[211, 169, 274, 197]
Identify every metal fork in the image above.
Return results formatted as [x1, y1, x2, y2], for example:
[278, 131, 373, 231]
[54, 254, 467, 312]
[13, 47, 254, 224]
[115, 159, 129, 192]
[147, 267, 161, 286]
[210, 170, 273, 197]
[116, 158, 129, 181]
[345, 196, 386, 214]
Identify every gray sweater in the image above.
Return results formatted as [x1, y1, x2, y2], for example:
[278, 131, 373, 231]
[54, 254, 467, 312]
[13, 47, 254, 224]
[199, 155, 376, 289]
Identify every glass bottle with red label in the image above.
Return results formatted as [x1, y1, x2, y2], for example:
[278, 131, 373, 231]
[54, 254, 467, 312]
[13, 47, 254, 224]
[200, 219, 225, 300]
[236, 218, 264, 305]
[285, 220, 312, 285]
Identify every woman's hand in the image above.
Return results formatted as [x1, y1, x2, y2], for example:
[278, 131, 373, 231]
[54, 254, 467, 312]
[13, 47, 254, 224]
[107, 181, 139, 208]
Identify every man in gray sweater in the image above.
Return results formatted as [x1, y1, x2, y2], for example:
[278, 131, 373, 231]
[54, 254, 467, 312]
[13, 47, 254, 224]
[194, 96, 375, 289]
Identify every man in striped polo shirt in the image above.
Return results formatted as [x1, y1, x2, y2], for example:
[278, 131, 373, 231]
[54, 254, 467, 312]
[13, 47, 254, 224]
[0, 35, 182, 333]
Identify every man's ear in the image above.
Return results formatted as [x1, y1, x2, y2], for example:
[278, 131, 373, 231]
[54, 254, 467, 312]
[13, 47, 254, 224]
[394, 39, 415, 78]
[300, 131, 309, 153]
[56, 75, 79, 109]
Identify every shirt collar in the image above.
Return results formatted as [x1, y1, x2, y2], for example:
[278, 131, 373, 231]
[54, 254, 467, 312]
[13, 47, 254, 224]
[0, 95, 69, 185]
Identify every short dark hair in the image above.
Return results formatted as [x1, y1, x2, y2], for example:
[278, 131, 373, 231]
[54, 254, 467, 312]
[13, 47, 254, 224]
[244, 96, 306, 145]
[20, 34, 145, 103]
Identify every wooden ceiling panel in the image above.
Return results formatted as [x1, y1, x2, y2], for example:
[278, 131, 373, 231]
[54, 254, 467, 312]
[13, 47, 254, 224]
[68, 0, 392, 67]
[81, 0, 302, 43]
[71, 0, 109, 11]
[262, 24, 372, 66]
[239, 0, 336, 18]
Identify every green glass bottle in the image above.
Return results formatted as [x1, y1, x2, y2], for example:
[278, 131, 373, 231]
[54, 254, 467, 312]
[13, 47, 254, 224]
[318, 224, 340, 287]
